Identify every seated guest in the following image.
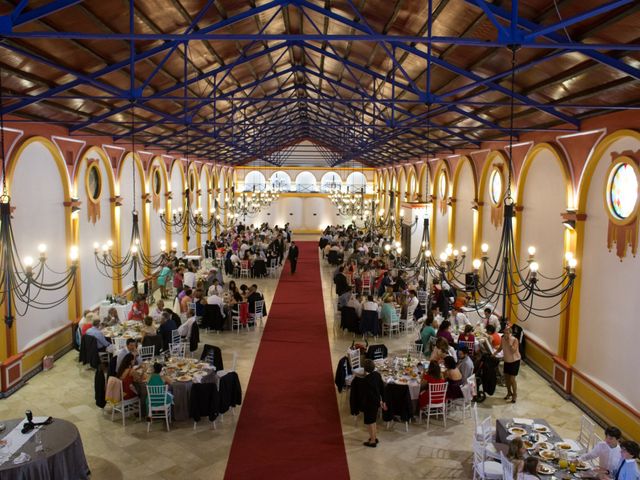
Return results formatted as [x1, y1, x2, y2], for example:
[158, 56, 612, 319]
[247, 284, 266, 315]
[452, 306, 471, 329]
[178, 309, 197, 340]
[604, 441, 639, 480]
[158, 312, 177, 351]
[105, 307, 120, 326]
[80, 311, 95, 336]
[85, 318, 111, 351]
[117, 353, 138, 400]
[458, 324, 476, 347]
[579, 426, 622, 475]
[140, 316, 157, 340]
[436, 320, 455, 346]
[151, 299, 165, 320]
[457, 345, 474, 384]
[430, 337, 454, 363]
[162, 308, 181, 328]
[404, 290, 419, 319]
[486, 324, 501, 349]
[179, 288, 193, 314]
[443, 355, 463, 399]
[420, 317, 438, 356]
[362, 295, 378, 312]
[116, 338, 141, 371]
[519, 457, 540, 480]
[482, 307, 501, 331]
[347, 293, 363, 318]
[338, 286, 353, 310]
[146, 363, 173, 414]
[380, 295, 397, 325]
[128, 295, 149, 321]
[507, 437, 526, 475]
[207, 279, 223, 297]
[205, 288, 224, 309]
[418, 361, 446, 411]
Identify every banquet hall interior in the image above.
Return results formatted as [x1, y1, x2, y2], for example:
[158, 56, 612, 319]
[0, 0, 639, 479]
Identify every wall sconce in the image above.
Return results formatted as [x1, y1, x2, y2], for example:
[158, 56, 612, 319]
[562, 219, 576, 230]
[561, 210, 585, 230]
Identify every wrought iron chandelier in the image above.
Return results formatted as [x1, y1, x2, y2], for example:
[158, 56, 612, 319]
[94, 103, 168, 292]
[0, 66, 79, 327]
[447, 47, 576, 322]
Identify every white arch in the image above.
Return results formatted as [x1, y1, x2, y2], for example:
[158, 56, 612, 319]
[243, 170, 267, 192]
[320, 171, 342, 192]
[346, 171, 367, 193]
[270, 170, 291, 191]
[295, 171, 317, 192]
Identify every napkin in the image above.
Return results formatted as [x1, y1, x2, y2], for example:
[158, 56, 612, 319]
[13, 452, 30, 464]
[513, 418, 534, 426]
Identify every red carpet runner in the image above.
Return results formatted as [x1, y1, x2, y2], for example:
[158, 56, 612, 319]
[224, 241, 349, 479]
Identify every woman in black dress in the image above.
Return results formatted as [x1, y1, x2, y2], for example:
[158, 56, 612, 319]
[361, 359, 384, 447]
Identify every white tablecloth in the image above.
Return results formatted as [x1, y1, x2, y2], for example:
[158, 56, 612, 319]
[98, 302, 133, 322]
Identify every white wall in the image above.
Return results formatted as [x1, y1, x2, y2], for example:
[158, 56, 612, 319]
[517, 148, 567, 354]
[249, 197, 341, 231]
[454, 160, 474, 253]
[170, 162, 184, 253]
[576, 135, 640, 408]
[11, 141, 70, 350]
[77, 154, 113, 308]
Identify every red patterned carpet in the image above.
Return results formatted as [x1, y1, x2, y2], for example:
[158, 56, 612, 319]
[224, 241, 349, 479]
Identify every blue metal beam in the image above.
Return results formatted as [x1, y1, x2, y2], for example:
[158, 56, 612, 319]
[9, 0, 84, 29]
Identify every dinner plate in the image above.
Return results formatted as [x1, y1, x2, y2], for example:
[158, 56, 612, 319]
[537, 464, 556, 475]
[508, 426, 527, 436]
[533, 424, 550, 433]
[176, 375, 192, 382]
[539, 449, 557, 461]
[395, 378, 409, 384]
[555, 442, 574, 451]
[575, 461, 590, 471]
[537, 441, 554, 451]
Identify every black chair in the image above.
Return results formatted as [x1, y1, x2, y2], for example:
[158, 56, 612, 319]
[361, 310, 379, 336]
[142, 334, 163, 355]
[366, 344, 388, 360]
[200, 344, 224, 371]
[79, 334, 100, 369]
[190, 383, 219, 424]
[340, 306, 359, 333]
[202, 304, 225, 331]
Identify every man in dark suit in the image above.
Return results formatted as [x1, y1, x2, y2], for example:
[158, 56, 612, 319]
[288, 241, 299, 274]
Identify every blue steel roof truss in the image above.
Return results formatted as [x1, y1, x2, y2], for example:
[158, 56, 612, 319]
[0, 0, 637, 166]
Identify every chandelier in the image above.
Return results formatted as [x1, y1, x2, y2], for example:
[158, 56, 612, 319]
[445, 47, 576, 322]
[94, 103, 168, 292]
[0, 67, 79, 327]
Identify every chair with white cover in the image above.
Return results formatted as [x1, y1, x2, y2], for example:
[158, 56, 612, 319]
[250, 300, 265, 328]
[169, 342, 186, 358]
[450, 383, 473, 423]
[107, 377, 141, 426]
[399, 311, 416, 334]
[267, 258, 278, 277]
[419, 382, 448, 429]
[475, 414, 500, 460]
[146, 384, 172, 432]
[240, 260, 250, 278]
[348, 348, 361, 370]
[472, 440, 502, 480]
[500, 452, 514, 480]
[459, 340, 476, 355]
[138, 345, 155, 362]
[406, 343, 423, 358]
[114, 337, 127, 351]
[467, 376, 478, 399]
[563, 415, 596, 452]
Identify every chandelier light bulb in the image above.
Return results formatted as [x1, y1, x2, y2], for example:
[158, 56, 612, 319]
[397, 247, 402, 254]
[160, 244, 166, 252]
[529, 261, 539, 273]
[159, 208, 165, 215]
[384, 244, 391, 252]
[453, 249, 459, 257]
[565, 251, 574, 262]
[447, 243, 452, 249]
[131, 245, 138, 255]
[472, 259, 482, 270]
[395, 241, 401, 248]
[171, 241, 178, 249]
[38, 243, 47, 254]
[439, 252, 448, 263]
[101, 244, 108, 253]
[528, 246, 536, 256]
[568, 258, 577, 268]
[481, 243, 489, 253]
[445, 246, 453, 256]
[461, 246, 467, 253]
[107, 240, 113, 249]
[425, 250, 431, 257]
[177, 208, 183, 213]
[24, 256, 34, 267]
[69, 246, 79, 262]
[400, 209, 404, 217]
[93, 242, 100, 250]
[422, 241, 427, 248]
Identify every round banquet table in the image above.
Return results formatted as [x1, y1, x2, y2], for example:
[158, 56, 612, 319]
[0, 418, 89, 480]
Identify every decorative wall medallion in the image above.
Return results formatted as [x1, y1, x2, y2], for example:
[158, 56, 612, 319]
[85, 161, 102, 224]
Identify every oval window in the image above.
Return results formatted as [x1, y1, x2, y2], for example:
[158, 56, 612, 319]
[86, 163, 102, 201]
[438, 171, 447, 198]
[490, 168, 503, 205]
[153, 169, 161, 195]
[608, 162, 638, 220]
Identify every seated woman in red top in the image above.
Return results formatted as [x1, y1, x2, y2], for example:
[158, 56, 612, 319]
[458, 324, 475, 346]
[128, 295, 149, 321]
[419, 360, 446, 409]
[117, 353, 138, 400]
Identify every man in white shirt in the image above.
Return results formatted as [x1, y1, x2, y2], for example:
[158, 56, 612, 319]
[116, 339, 142, 370]
[346, 294, 362, 318]
[362, 295, 378, 312]
[457, 345, 474, 384]
[151, 299, 165, 320]
[239, 241, 250, 259]
[453, 307, 471, 328]
[405, 290, 419, 319]
[207, 279, 223, 297]
[579, 426, 622, 475]
[206, 291, 224, 310]
[482, 308, 501, 331]
[183, 267, 196, 289]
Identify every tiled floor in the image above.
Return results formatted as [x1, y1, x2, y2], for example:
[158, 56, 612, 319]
[0, 236, 591, 479]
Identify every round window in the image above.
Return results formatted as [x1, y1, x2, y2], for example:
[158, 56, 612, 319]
[438, 171, 447, 198]
[490, 168, 503, 205]
[86, 163, 102, 201]
[153, 169, 161, 195]
[608, 162, 639, 220]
